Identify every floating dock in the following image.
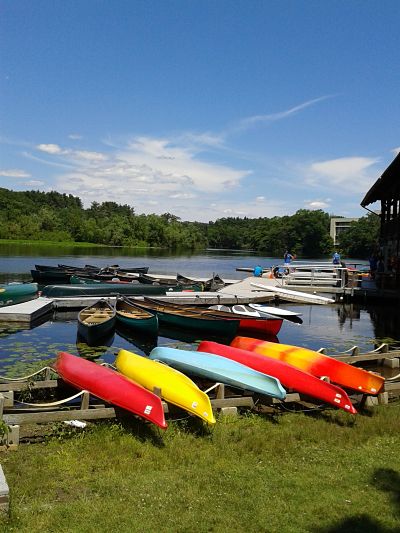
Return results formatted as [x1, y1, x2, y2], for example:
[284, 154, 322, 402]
[0, 297, 52, 324]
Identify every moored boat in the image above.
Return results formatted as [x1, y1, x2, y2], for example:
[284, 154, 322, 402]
[143, 297, 283, 336]
[41, 283, 173, 297]
[77, 299, 116, 345]
[231, 336, 385, 395]
[53, 351, 167, 428]
[198, 340, 357, 413]
[115, 349, 215, 424]
[149, 346, 286, 400]
[129, 298, 240, 336]
[0, 282, 38, 307]
[115, 296, 158, 336]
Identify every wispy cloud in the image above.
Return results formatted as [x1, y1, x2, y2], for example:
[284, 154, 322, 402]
[305, 156, 380, 194]
[0, 168, 31, 178]
[230, 95, 335, 135]
[392, 146, 400, 155]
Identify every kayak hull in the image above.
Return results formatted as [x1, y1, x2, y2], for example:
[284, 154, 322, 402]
[0, 282, 38, 307]
[115, 349, 215, 424]
[53, 352, 167, 428]
[198, 340, 357, 414]
[231, 336, 385, 395]
[149, 346, 286, 400]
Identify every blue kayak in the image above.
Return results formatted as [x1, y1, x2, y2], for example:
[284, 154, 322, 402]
[149, 346, 286, 400]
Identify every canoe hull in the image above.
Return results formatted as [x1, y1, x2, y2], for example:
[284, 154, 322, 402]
[0, 282, 38, 307]
[231, 336, 385, 395]
[198, 340, 357, 413]
[53, 352, 167, 428]
[115, 297, 158, 336]
[115, 349, 215, 424]
[77, 299, 116, 345]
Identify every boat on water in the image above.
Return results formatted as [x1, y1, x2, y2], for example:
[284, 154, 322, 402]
[149, 346, 286, 400]
[198, 341, 357, 413]
[142, 297, 283, 336]
[77, 299, 116, 345]
[130, 298, 240, 336]
[115, 349, 216, 424]
[231, 336, 385, 395]
[41, 283, 175, 298]
[0, 282, 38, 307]
[53, 351, 167, 428]
[115, 296, 158, 336]
[248, 304, 302, 319]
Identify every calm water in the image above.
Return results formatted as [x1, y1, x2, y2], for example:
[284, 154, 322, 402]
[0, 245, 398, 378]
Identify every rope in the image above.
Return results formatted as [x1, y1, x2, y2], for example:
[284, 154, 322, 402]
[0, 366, 54, 382]
[14, 390, 89, 408]
[386, 372, 400, 381]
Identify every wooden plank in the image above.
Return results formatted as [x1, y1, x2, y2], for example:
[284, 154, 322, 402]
[0, 380, 58, 392]
[3, 407, 117, 425]
[210, 397, 254, 409]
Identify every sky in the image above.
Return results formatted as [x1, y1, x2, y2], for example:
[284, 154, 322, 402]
[1, 0, 399, 222]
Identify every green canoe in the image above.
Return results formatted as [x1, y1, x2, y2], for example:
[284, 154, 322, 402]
[41, 283, 173, 297]
[115, 296, 158, 337]
[0, 282, 38, 307]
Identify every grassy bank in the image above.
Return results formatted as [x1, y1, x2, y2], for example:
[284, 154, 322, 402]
[1, 403, 399, 532]
[0, 239, 106, 247]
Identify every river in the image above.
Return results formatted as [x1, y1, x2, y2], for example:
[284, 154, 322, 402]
[0, 244, 398, 379]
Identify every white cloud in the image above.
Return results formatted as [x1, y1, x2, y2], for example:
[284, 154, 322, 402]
[37, 143, 64, 155]
[256, 196, 265, 202]
[24, 180, 45, 186]
[0, 168, 31, 178]
[304, 200, 330, 209]
[305, 156, 380, 193]
[392, 147, 400, 155]
[68, 134, 83, 140]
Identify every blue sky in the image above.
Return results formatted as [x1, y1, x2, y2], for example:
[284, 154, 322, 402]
[1, 0, 399, 222]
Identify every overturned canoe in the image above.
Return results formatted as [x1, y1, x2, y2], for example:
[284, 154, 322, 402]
[198, 340, 357, 413]
[41, 283, 172, 298]
[53, 351, 167, 428]
[0, 282, 38, 307]
[115, 349, 215, 424]
[149, 346, 286, 400]
[231, 336, 385, 395]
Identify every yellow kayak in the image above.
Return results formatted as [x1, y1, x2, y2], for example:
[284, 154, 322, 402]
[115, 349, 216, 425]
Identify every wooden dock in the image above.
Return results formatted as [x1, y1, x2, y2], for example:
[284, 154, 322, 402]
[0, 297, 52, 324]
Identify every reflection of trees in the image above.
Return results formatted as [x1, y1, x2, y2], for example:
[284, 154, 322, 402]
[336, 303, 361, 328]
[367, 304, 400, 347]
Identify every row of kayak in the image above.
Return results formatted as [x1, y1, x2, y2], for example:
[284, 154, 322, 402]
[53, 334, 386, 429]
[77, 296, 285, 344]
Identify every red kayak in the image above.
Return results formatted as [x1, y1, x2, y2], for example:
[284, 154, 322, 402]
[198, 341, 357, 414]
[53, 352, 167, 429]
[231, 336, 384, 395]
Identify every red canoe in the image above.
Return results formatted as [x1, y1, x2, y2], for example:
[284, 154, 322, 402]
[198, 341, 357, 414]
[53, 352, 167, 429]
[231, 336, 385, 395]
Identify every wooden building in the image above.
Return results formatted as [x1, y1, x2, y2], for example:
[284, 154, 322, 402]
[361, 152, 400, 286]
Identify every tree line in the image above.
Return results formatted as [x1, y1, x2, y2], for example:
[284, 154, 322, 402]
[0, 188, 380, 257]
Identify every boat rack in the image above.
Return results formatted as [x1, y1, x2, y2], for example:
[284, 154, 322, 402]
[0, 361, 398, 449]
[317, 342, 400, 366]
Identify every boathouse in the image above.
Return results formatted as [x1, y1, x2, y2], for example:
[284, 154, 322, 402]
[361, 152, 400, 288]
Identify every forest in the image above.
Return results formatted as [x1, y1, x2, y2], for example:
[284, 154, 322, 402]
[0, 188, 380, 258]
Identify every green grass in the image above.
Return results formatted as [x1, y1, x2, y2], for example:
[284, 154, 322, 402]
[0, 239, 105, 247]
[1, 403, 400, 533]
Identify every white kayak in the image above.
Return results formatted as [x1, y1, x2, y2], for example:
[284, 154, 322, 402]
[209, 304, 261, 318]
[248, 303, 302, 318]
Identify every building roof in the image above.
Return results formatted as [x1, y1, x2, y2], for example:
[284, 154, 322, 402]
[361, 152, 400, 207]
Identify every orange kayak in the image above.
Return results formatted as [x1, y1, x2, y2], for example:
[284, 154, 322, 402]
[231, 337, 384, 395]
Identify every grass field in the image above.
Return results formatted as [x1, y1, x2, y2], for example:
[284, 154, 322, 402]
[1, 403, 399, 533]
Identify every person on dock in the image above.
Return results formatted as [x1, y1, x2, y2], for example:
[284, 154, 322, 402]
[253, 265, 263, 277]
[332, 250, 341, 265]
[284, 251, 293, 264]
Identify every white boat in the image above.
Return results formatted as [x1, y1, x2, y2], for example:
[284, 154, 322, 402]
[251, 282, 335, 305]
[248, 304, 302, 318]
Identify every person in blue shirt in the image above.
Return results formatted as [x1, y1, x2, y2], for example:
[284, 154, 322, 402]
[332, 251, 341, 265]
[253, 265, 263, 277]
[284, 251, 293, 264]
